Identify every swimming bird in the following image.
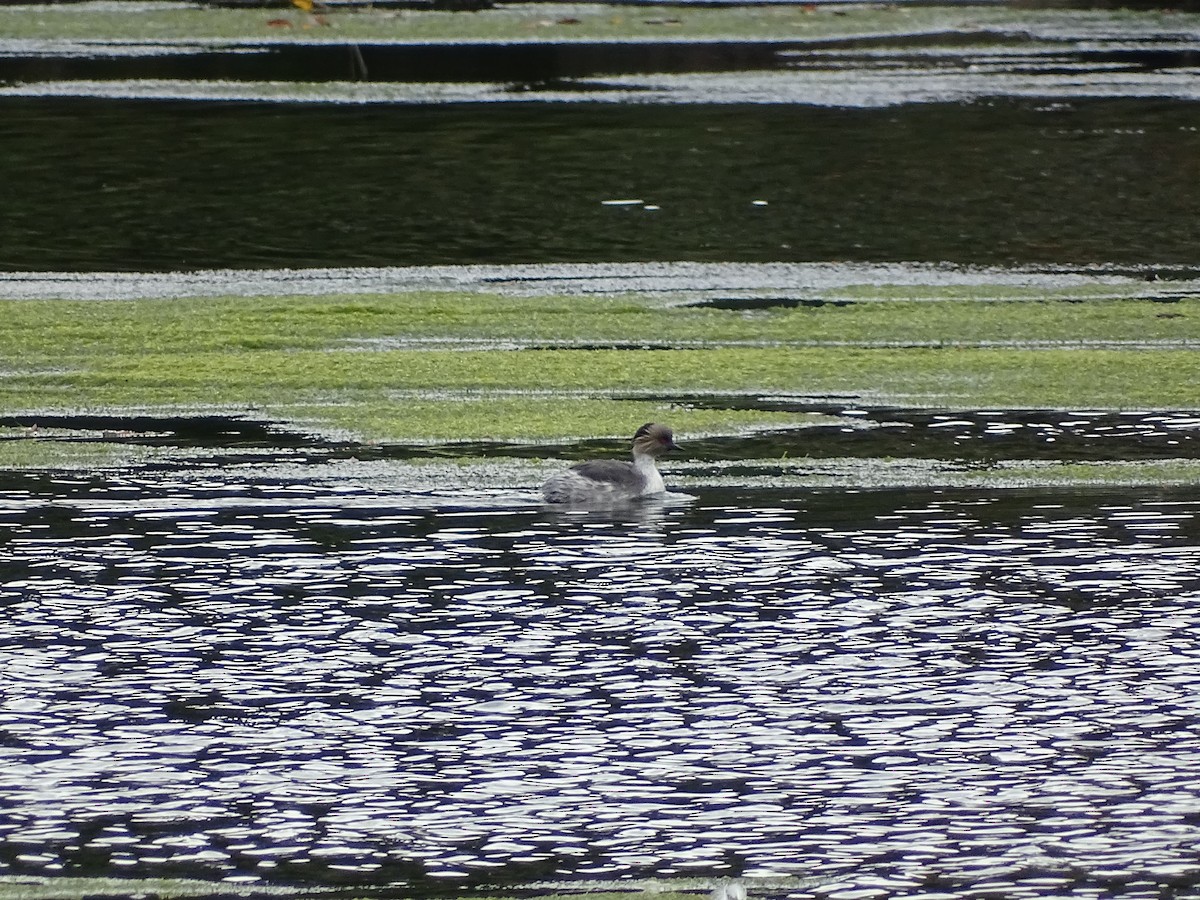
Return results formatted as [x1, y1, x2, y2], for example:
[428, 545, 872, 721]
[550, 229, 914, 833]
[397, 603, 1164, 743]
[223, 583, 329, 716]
[542, 423, 679, 504]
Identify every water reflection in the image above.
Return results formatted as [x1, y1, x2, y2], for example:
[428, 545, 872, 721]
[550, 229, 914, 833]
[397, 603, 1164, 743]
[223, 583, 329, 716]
[2, 473, 1200, 897]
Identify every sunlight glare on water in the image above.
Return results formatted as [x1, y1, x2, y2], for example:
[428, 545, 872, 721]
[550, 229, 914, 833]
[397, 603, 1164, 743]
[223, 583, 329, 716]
[2, 475, 1200, 897]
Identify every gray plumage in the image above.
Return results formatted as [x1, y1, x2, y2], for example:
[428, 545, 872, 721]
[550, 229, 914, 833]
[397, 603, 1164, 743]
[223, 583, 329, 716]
[569, 459, 647, 489]
[542, 423, 678, 504]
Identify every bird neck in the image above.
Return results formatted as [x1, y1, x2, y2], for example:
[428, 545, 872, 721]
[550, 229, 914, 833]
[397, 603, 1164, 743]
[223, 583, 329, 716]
[632, 452, 665, 493]
[632, 450, 659, 469]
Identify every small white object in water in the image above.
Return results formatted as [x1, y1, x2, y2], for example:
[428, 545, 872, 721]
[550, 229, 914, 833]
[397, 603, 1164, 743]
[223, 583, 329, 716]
[601, 199, 644, 206]
[644, 204, 661, 211]
[542, 422, 678, 504]
[752, 199, 769, 206]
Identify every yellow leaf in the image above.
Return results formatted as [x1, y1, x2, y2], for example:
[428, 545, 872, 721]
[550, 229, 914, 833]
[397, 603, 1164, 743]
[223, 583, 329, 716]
[291, 0, 314, 11]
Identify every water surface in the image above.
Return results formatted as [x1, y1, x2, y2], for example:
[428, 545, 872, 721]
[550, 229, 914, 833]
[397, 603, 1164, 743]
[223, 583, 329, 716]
[3, 97, 1200, 272]
[5, 7, 1200, 273]
[5, 9, 1200, 898]
[3, 468, 1200, 898]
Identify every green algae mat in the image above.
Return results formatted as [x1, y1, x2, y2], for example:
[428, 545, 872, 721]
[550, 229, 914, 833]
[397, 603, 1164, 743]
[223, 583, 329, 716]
[1, 285, 1198, 479]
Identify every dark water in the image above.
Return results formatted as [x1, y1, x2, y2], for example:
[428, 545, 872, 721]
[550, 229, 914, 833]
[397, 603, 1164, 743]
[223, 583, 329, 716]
[11, 35, 1193, 85]
[3, 466, 1200, 897]
[0, 41, 809, 85]
[3, 96, 1200, 272]
[7, 406, 1200, 469]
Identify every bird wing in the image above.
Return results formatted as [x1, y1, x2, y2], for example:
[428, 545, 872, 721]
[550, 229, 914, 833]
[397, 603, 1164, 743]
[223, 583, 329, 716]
[569, 460, 641, 489]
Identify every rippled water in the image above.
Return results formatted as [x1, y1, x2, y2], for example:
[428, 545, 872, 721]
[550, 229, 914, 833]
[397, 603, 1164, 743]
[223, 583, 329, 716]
[3, 470, 1200, 897]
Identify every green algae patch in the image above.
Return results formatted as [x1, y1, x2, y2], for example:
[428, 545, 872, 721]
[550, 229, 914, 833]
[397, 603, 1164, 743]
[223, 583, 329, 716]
[2, 290, 1200, 450]
[0, 289, 1195, 472]
[5, 290, 1200, 357]
[79, 345, 1200, 405]
[0, 430, 167, 470]
[7, 344, 1200, 440]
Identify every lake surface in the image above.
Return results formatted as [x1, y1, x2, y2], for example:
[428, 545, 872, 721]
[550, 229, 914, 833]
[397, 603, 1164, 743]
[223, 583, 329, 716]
[4, 15, 1200, 273]
[3, 467, 1200, 898]
[4, 96, 1200, 273]
[5, 6, 1200, 898]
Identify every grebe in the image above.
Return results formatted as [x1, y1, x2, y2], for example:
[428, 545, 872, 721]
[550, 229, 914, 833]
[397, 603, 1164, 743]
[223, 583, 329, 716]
[542, 423, 678, 504]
